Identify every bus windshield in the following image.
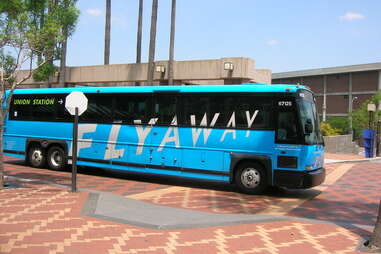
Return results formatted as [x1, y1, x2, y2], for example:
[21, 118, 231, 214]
[298, 92, 324, 145]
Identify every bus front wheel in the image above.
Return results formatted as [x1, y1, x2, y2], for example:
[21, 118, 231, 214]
[28, 146, 46, 168]
[47, 146, 66, 171]
[235, 162, 267, 194]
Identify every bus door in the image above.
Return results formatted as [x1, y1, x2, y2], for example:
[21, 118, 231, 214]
[149, 94, 182, 173]
[274, 98, 303, 171]
[112, 94, 153, 170]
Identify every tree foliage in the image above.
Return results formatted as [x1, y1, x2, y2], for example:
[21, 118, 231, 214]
[0, 0, 79, 84]
[0, 0, 79, 189]
[351, 90, 381, 137]
[325, 116, 349, 135]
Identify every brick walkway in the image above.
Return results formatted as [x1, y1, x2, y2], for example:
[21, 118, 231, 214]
[1, 156, 379, 253]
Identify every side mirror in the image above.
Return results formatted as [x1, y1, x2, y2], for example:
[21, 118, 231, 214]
[304, 119, 313, 134]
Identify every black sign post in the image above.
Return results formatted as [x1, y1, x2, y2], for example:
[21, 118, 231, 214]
[71, 107, 79, 192]
[65, 91, 88, 193]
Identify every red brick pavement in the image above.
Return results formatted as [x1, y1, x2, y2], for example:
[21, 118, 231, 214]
[288, 162, 381, 226]
[4, 158, 337, 216]
[1, 156, 379, 253]
[0, 180, 365, 254]
[4, 158, 170, 196]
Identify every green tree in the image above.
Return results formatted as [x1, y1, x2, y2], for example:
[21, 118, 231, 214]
[0, 0, 79, 189]
[351, 90, 381, 137]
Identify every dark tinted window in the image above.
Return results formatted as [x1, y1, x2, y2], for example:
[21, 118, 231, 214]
[10, 94, 70, 121]
[114, 95, 152, 124]
[153, 95, 177, 125]
[182, 94, 272, 129]
[276, 98, 301, 144]
[232, 96, 272, 129]
[182, 96, 210, 126]
[79, 95, 112, 123]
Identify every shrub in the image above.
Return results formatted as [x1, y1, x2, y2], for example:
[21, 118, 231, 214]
[320, 122, 341, 136]
[326, 116, 349, 135]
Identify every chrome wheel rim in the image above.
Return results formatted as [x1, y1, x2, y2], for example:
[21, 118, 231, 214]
[31, 150, 43, 164]
[241, 168, 260, 188]
[50, 151, 62, 167]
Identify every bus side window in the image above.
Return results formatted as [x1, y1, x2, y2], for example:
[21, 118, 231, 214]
[182, 96, 210, 126]
[80, 95, 112, 123]
[114, 95, 151, 125]
[232, 96, 272, 130]
[9, 96, 33, 121]
[153, 95, 177, 125]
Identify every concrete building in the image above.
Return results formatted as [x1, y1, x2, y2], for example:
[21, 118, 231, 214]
[16, 57, 271, 88]
[272, 62, 381, 120]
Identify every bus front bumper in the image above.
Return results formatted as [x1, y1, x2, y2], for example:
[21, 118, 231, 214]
[273, 168, 326, 189]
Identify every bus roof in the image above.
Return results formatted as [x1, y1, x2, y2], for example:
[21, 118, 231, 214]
[11, 83, 310, 95]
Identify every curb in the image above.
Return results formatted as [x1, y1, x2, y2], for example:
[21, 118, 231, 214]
[325, 157, 381, 164]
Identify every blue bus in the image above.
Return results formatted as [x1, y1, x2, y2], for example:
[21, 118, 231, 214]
[3, 84, 325, 194]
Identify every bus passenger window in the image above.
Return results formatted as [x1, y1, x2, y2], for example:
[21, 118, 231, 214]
[114, 95, 151, 124]
[153, 95, 177, 125]
[80, 95, 112, 123]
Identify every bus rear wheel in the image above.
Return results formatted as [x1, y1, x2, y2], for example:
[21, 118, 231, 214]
[28, 146, 46, 168]
[234, 162, 267, 194]
[47, 146, 66, 171]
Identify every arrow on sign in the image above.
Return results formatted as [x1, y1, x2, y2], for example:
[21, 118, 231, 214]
[58, 99, 63, 104]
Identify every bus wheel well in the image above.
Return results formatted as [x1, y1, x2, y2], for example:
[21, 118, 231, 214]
[46, 143, 66, 154]
[233, 159, 266, 180]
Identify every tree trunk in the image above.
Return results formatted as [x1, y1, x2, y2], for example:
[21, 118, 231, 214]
[0, 106, 3, 190]
[168, 0, 176, 86]
[147, 0, 158, 85]
[58, 30, 67, 87]
[369, 200, 381, 248]
[136, 0, 143, 64]
[47, 0, 56, 88]
[104, 0, 111, 65]
[135, 0, 143, 86]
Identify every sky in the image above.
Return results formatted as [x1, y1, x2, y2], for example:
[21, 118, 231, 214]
[67, 0, 381, 73]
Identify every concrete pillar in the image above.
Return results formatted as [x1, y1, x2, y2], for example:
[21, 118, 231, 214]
[348, 73, 353, 136]
[322, 75, 327, 122]
[378, 70, 381, 90]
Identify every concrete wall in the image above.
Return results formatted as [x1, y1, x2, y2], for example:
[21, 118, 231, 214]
[15, 57, 272, 87]
[323, 135, 359, 154]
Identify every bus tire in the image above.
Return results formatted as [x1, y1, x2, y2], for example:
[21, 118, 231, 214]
[234, 162, 267, 194]
[47, 146, 66, 171]
[28, 145, 46, 168]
